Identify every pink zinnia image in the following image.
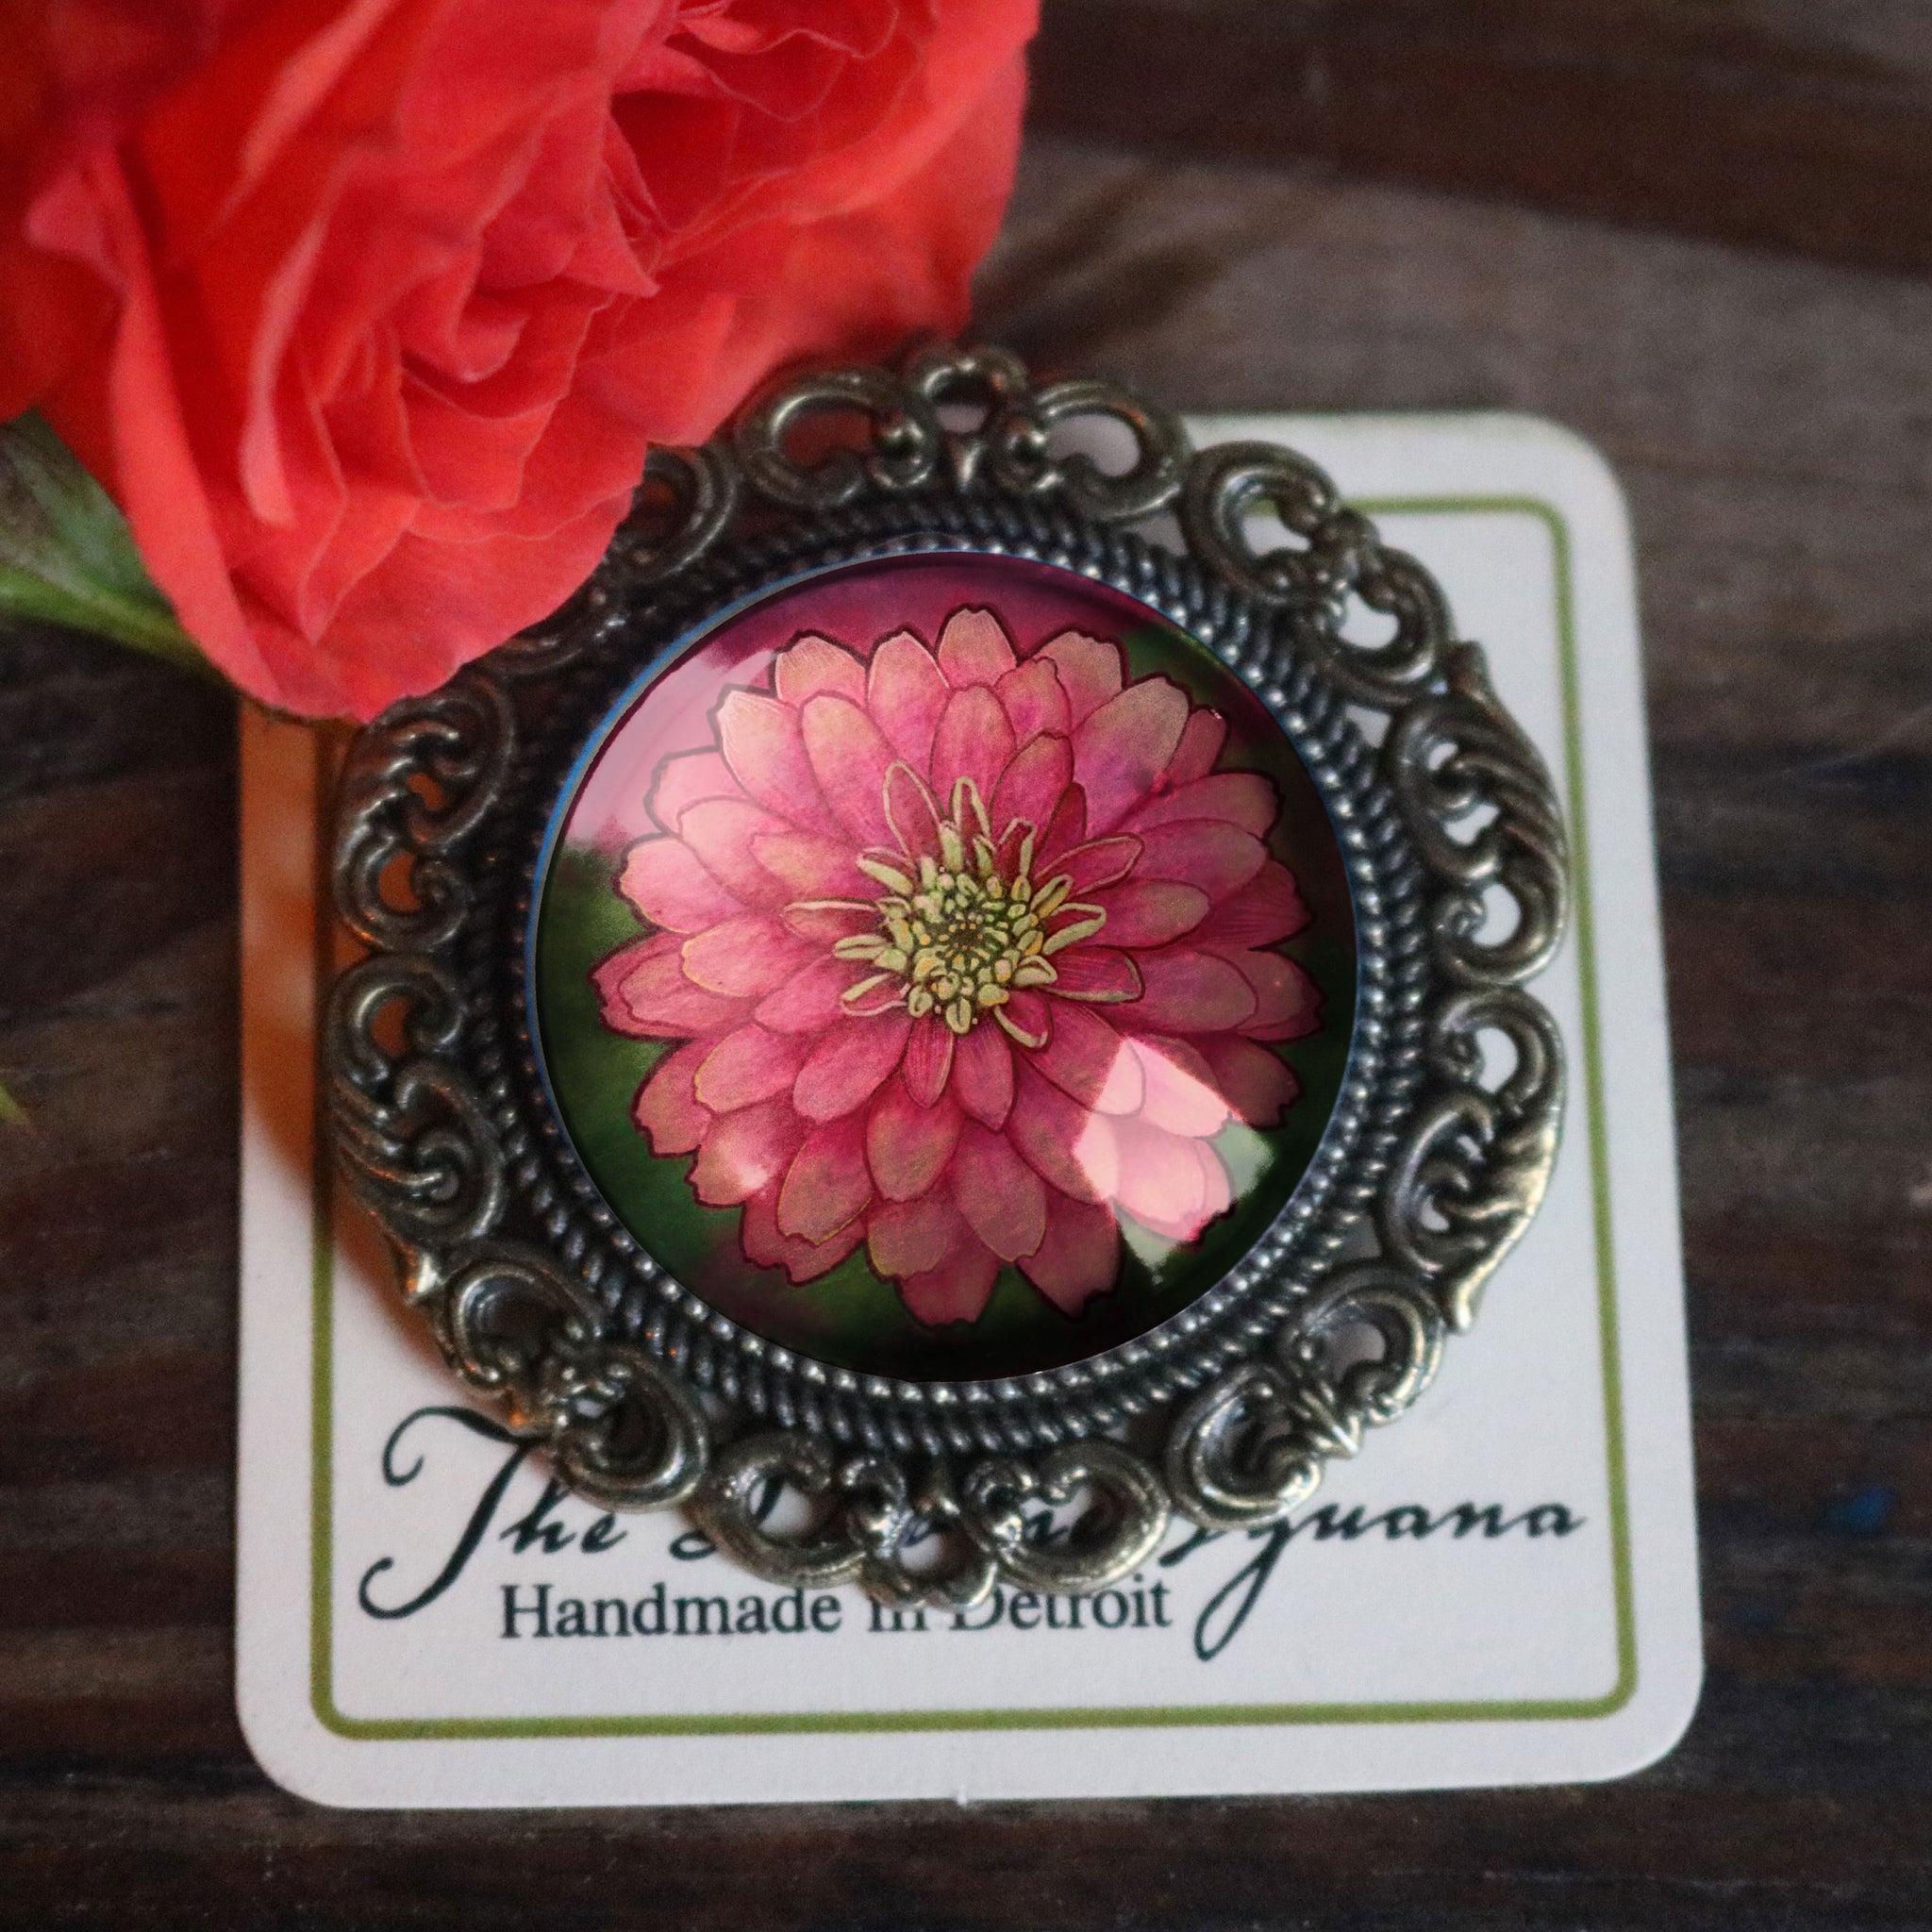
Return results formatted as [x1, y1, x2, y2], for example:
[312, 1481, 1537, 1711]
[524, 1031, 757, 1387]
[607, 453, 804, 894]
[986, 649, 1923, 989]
[591, 606, 1322, 1327]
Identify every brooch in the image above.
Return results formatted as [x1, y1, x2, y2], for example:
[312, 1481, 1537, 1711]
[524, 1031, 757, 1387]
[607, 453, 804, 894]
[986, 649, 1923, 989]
[326, 345, 1569, 1608]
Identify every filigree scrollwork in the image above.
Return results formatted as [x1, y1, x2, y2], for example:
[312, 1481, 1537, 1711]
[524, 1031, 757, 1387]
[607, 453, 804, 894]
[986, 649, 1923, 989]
[1385, 642, 1569, 987]
[331, 668, 514, 953]
[1165, 1263, 1447, 1531]
[735, 362, 943, 508]
[1379, 985, 1566, 1330]
[693, 1435, 1168, 1607]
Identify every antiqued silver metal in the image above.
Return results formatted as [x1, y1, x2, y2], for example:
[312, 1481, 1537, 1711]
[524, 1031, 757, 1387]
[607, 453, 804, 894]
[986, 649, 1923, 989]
[324, 343, 1571, 1604]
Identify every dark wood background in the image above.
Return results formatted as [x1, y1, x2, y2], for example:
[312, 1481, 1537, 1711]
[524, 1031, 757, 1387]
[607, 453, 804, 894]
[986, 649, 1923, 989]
[3, 1, 1929, 1923]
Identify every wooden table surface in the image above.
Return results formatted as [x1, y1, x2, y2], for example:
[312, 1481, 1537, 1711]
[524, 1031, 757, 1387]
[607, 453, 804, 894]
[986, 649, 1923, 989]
[3, 5, 1930, 1924]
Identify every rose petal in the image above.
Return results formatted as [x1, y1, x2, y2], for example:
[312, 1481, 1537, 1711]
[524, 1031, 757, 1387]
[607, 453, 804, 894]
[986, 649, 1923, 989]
[866, 1192, 960, 1279]
[1134, 949, 1259, 1033]
[995, 658, 1071, 742]
[1196, 1036, 1302, 1126]
[632, 1040, 711, 1155]
[1008, 1062, 1119, 1203]
[1196, 860, 1310, 948]
[899, 1227, 1003, 1326]
[1019, 1193, 1120, 1315]
[1128, 1035, 1232, 1138]
[777, 1115, 873, 1243]
[695, 1024, 807, 1112]
[648, 750, 742, 834]
[990, 731, 1072, 841]
[1074, 677, 1191, 832]
[716, 689, 837, 832]
[1124, 772, 1278, 839]
[866, 629, 950, 771]
[677, 797, 792, 907]
[930, 684, 1014, 818]
[774, 633, 866, 706]
[952, 1022, 1014, 1128]
[616, 836, 741, 932]
[1050, 947, 1142, 1003]
[800, 693, 897, 846]
[681, 912, 817, 996]
[1167, 709, 1227, 785]
[691, 1098, 803, 1207]
[951, 1121, 1047, 1259]
[755, 953, 863, 1034]
[1134, 820, 1266, 898]
[866, 1076, 962, 1201]
[594, 931, 747, 1036]
[902, 1013, 956, 1108]
[936, 607, 1018, 688]
[1223, 949, 1324, 1041]
[742, 1182, 864, 1284]
[751, 828, 874, 901]
[1090, 879, 1209, 947]
[1039, 631, 1123, 724]
[1032, 1002, 1142, 1113]
[791, 1012, 912, 1120]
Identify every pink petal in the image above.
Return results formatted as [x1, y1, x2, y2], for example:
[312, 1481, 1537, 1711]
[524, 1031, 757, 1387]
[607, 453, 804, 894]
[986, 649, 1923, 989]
[791, 1012, 912, 1121]
[930, 685, 1014, 818]
[1197, 1036, 1302, 1126]
[997, 987, 1054, 1051]
[1135, 821, 1266, 898]
[881, 764, 944, 862]
[616, 837, 741, 932]
[990, 732, 1073, 841]
[741, 1182, 863, 1283]
[951, 1122, 1048, 1260]
[1224, 950, 1324, 1041]
[899, 1228, 1002, 1326]
[750, 829, 874, 902]
[800, 694, 897, 846]
[695, 1024, 806, 1112]
[1134, 949, 1259, 1033]
[691, 1098, 803, 1207]
[866, 629, 949, 772]
[647, 750, 742, 834]
[681, 913, 817, 997]
[1008, 1063, 1119, 1203]
[1167, 709, 1227, 785]
[1019, 1193, 1120, 1316]
[1036, 786, 1088, 866]
[676, 798, 791, 908]
[1124, 772, 1278, 839]
[781, 904, 875, 946]
[936, 607, 1018, 688]
[866, 1192, 960, 1279]
[1052, 835, 1141, 893]
[866, 1076, 962, 1201]
[1113, 1119, 1232, 1241]
[594, 932, 747, 1037]
[716, 690, 836, 833]
[1091, 879, 1209, 948]
[1196, 861, 1310, 948]
[632, 1040, 712, 1155]
[776, 1116, 872, 1243]
[995, 658, 1072, 742]
[1039, 630, 1124, 724]
[1074, 678, 1191, 833]
[1033, 1002, 1142, 1114]
[902, 1014, 956, 1108]
[952, 1023, 1014, 1128]
[755, 954, 862, 1035]
[774, 633, 866, 706]
[1050, 947, 1142, 1002]
[1128, 1036, 1232, 1138]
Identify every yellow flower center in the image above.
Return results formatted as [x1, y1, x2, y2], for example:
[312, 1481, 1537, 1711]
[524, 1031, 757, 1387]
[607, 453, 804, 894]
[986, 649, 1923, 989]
[827, 791, 1103, 1041]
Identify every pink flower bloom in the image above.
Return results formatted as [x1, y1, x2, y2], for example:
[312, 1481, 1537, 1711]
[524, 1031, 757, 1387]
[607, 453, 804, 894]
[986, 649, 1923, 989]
[593, 607, 1322, 1327]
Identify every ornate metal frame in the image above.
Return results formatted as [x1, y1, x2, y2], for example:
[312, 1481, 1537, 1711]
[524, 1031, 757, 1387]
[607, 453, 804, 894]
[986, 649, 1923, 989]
[325, 344, 1569, 1607]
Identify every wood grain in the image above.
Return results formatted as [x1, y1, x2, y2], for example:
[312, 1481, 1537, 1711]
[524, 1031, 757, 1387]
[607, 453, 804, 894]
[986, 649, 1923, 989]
[2, 111, 1930, 1931]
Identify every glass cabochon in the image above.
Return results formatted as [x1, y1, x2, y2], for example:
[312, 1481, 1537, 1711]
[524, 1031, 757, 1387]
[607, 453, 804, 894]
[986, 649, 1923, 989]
[532, 552, 1358, 1381]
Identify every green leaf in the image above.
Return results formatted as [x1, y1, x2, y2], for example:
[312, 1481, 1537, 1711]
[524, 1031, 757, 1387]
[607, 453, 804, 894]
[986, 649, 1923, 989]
[0, 1077, 25, 1128]
[0, 411, 214, 676]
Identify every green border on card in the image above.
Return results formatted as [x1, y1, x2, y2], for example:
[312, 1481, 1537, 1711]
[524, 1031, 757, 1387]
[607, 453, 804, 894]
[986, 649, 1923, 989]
[308, 496, 1637, 1739]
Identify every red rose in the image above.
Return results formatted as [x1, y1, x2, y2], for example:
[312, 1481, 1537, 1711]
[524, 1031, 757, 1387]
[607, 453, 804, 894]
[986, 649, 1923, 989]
[0, 0, 1036, 716]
